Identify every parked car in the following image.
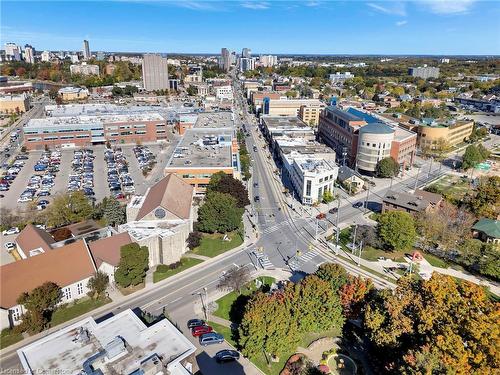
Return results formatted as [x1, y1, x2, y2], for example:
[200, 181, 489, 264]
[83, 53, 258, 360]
[328, 207, 338, 214]
[254, 196, 260, 202]
[353, 201, 364, 208]
[2, 227, 20, 236]
[192, 325, 213, 337]
[215, 350, 240, 363]
[199, 332, 224, 346]
[4, 242, 16, 251]
[187, 319, 205, 329]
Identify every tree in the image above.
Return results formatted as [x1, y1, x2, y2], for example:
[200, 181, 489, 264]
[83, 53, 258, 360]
[433, 137, 451, 161]
[289, 275, 344, 334]
[186, 85, 197, 96]
[239, 291, 300, 359]
[285, 90, 298, 98]
[197, 192, 244, 233]
[315, 263, 349, 293]
[114, 242, 149, 288]
[186, 231, 202, 250]
[378, 211, 416, 250]
[322, 190, 335, 204]
[468, 176, 500, 219]
[462, 144, 484, 170]
[207, 172, 250, 208]
[364, 274, 499, 374]
[0, 207, 21, 230]
[356, 225, 381, 249]
[375, 157, 399, 178]
[102, 196, 126, 226]
[415, 202, 474, 253]
[478, 243, 500, 280]
[340, 275, 373, 319]
[43, 191, 93, 228]
[217, 266, 251, 294]
[87, 271, 109, 299]
[17, 282, 61, 333]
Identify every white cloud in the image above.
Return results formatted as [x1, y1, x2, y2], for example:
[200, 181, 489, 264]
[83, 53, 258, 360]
[396, 20, 408, 26]
[419, 0, 477, 14]
[367, 2, 407, 16]
[240, 2, 270, 10]
[175, 1, 222, 11]
[305, 1, 321, 7]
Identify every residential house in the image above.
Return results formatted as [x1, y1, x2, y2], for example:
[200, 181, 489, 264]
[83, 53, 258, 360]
[472, 218, 500, 247]
[382, 189, 442, 214]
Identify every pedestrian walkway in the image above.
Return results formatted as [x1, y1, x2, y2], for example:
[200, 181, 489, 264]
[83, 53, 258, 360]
[207, 315, 233, 328]
[184, 253, 211, 261]
[288, 250, 320, 271]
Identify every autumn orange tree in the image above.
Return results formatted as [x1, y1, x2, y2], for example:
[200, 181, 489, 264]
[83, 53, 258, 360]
[364, 273, 500, 374]
[340, 275, 373, 319]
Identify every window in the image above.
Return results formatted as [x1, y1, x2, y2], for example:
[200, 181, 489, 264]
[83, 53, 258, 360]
[63, 287, 72, 300]
[10, 307, 21, 321]
[306, 180, 312, 196]
[77, 282, 84, 295]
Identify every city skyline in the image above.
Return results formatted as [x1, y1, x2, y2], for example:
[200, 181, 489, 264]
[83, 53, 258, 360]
[1, 0, 499, 55]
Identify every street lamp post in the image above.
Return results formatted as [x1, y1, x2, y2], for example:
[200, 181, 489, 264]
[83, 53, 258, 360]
[335, 198, 340, 255]
[357, 240, 364, 266]
[351, 223, 358, 253]
[364, 184, 370, 214]
[414, 165, 421, 190]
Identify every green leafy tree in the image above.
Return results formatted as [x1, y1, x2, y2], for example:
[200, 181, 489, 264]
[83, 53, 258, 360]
[17, 282, 61, 333]
[43, 191, 93, 228]
[462, 144, 484, 170]
[197, 192, 244, 233]
[114, 243, 149, 288]
[375, 157, 400, 178]
[186, 231, 202, 250]
[289, 275, 345, 334]
[239, 292, 300, 359]
[322, 190, 335, 204]
[87, 271, 109, 299]
[378, 211, 416, 250]
[314, 263, 349, 293]
[102, 196, 126, 226]
[478, 243, 500, 280]
[186, 85, 197, 96]
[207, 172, 250, 208]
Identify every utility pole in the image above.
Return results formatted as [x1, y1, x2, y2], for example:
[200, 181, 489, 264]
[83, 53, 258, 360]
[351, 223, 358, 252]
[315, 217, 319, 241]
[357, 240, 363, 266]
[390, 176, 394, 189]
[364, 184, 370, 214]
[428, 157, 433, 177]
[414, 166, 421, 190]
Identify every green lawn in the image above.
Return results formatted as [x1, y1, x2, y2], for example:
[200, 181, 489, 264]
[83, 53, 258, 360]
[213, 277, 276, 321]
[426, 175, 469, 202]
[191, 230, 244, 258]
[423, 253, 449, 268]
[361, 246, 406, 262]
[153, 257, 204, 283]
[51, 297, 110, 327]
[0, 328, 23, 350]
[208, 320, 238, 348]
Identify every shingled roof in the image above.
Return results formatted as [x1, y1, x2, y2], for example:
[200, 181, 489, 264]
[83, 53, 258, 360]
[15, 224, 56, 255]
[136, 173, 193, 221]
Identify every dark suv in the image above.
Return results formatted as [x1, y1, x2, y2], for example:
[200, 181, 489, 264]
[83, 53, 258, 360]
[215, 350, 240, 363]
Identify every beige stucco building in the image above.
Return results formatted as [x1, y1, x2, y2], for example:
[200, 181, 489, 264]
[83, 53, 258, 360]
[58, 87, 89, 101]
[0, 93, 30, 114]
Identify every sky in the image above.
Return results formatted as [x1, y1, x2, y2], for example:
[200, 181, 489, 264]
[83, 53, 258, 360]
[1, 0, 499, 55]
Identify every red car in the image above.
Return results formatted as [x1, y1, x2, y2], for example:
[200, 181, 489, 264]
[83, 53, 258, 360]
[191, 325, 213, 337]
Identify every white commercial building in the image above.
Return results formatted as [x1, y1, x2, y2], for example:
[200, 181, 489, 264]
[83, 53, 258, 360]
[214, 85, 233, 100]
[288, 156, 338, 205]
[70, 63, 100, 76]
[17, 309, 196, 375]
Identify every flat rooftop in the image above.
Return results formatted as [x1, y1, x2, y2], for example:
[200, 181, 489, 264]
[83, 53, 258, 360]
[166, 128, 235, 169]
[262, 116, 311, 130]
[277, 138, 335, 157]
[119, 220, 187, 242]
[295, 157, 338, 174]
[25, 112, 165, 129]
[194, 111, 234, 128]
[17, 309, 195, 375]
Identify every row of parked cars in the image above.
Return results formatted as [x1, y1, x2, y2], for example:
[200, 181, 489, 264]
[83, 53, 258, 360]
[17, 151, 61, 208]
[133, 145, 156, 174]
[186, 319, 240, 364]
[68, 149, 96, 198]
[105, 147, 135, 198]
[0, 153, 29, 193]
